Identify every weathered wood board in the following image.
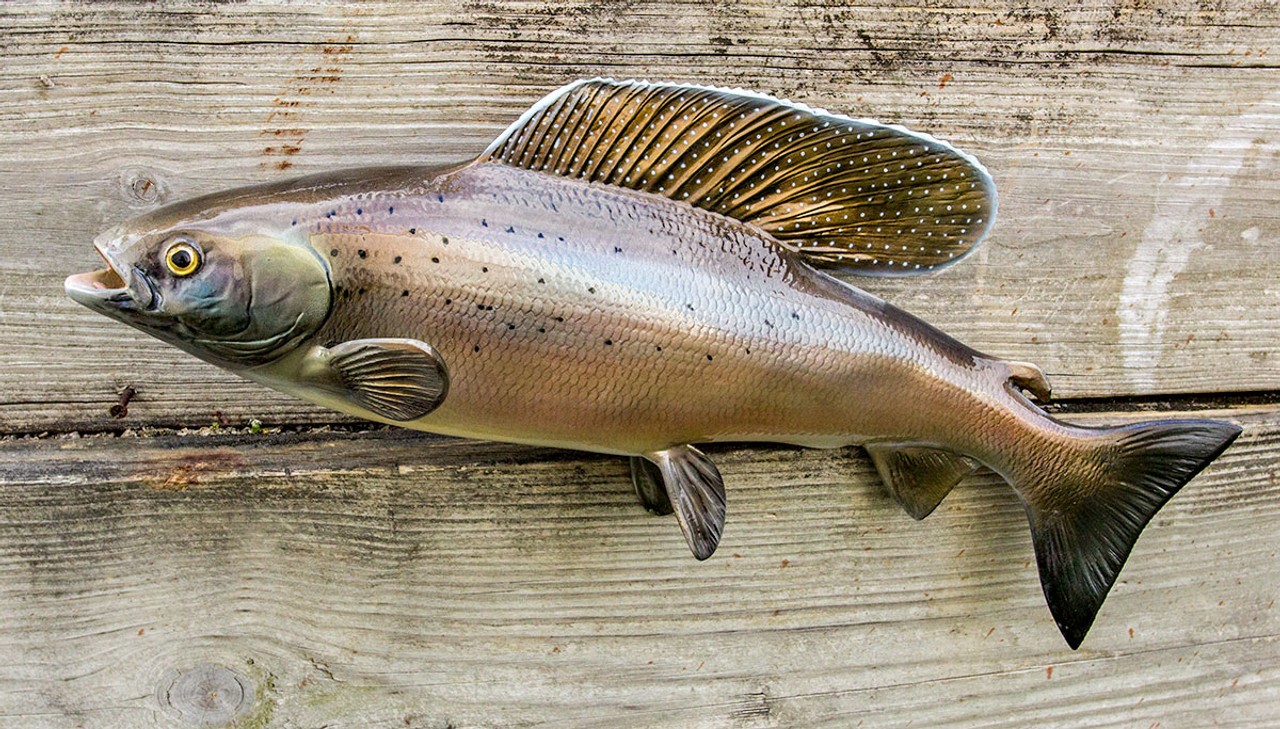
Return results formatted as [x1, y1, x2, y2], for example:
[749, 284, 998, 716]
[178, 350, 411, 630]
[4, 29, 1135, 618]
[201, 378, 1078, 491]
[0, 406, 1277, 728]
[1, 1, 1278, 431]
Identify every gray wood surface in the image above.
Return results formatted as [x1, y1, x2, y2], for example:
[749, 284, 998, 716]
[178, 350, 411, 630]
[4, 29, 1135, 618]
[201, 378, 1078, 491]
[1, 0, 1278, 431]
[1, 2, 1278, 727]
[1, 405, 1277, 728]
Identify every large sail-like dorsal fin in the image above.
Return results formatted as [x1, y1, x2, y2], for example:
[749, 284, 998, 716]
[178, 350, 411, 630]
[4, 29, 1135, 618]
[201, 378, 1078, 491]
[477, 78, 997, 275]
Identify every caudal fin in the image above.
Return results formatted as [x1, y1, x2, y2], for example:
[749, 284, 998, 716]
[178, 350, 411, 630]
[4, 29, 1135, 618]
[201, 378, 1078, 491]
[1021, 419, 1241, 649]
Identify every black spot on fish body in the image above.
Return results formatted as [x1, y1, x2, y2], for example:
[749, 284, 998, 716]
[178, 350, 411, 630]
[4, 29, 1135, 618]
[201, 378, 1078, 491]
[538, 326, 545, 333]
[438, 194, 444, 203]
[358, 250, 367, 259]
[506, 226, 515, 233]
[537, 232, 544, 238]
[401, 290, 409, 297]
[477, 303, 485, 310]
[764, 319, 773, 328]
[482, 267, 488, 273]
[409, 228, 417, 234]
[389, 206, 394, 214]
[473, 345, 480, 352]
[538, 278, 545, 284]
[356, 208, 363, 215]
[791, 312, 800, 320]
[554, 316, 564, 322]
[441, 237, 449, 245]
[330, 249, 339, 257]
[706, 354, 713, 361]
[445, 298, 452, 305]
[686, 303, 695, 311]
[588, 287, 596, 294]
[604, 339, 613, 346]
[558, 236, 565, 242]
[292, 219, 298, 226]
[482, 219, 488, 227]
[656, 345, 663, 352]
[614, 247, 623, 253]
[432, 257, 439, 263]
[507, 323, 515, 330]
[394, 256, 403, 264]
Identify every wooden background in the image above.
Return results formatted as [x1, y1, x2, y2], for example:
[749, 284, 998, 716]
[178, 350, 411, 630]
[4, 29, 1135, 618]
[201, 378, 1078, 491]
[1, 1, 1277, 726]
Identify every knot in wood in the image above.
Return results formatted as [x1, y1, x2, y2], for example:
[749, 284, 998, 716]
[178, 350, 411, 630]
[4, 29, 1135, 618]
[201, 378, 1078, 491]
[119, 166, 167, 205]
[157, 664, 255, 726]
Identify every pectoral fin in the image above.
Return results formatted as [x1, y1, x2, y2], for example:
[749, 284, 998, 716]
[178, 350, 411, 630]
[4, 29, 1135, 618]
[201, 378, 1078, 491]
[305, 338, 448, 422]
[643, 445, 726, 560]
[865, 443, 977, 520]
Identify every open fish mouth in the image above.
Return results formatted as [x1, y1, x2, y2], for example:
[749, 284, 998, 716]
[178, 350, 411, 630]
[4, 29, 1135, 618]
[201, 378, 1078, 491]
[64, 247, 152, 309]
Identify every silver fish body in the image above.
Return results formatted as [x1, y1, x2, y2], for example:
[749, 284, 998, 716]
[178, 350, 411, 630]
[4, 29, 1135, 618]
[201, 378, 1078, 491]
[66, 79, 1241, 649]
[248, 164, 994, 454]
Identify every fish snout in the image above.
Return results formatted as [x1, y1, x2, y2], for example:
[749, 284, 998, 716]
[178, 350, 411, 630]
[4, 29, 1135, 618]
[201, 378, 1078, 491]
[64, 245, 153, 310]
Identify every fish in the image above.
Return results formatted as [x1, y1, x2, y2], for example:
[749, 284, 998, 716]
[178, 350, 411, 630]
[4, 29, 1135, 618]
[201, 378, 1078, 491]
[65, 78, 1241, 649]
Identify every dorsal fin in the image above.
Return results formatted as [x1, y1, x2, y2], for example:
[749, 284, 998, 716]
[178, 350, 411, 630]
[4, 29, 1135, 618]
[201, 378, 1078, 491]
[477, 78, 997, 275]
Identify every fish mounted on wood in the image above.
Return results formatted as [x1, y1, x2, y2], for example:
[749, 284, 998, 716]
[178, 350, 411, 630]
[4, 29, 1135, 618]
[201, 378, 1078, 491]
[66, 79, 1240, 649]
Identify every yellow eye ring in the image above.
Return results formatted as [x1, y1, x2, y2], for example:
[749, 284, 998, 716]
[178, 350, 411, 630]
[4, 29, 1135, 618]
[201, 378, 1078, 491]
[165, 241, 201, 277]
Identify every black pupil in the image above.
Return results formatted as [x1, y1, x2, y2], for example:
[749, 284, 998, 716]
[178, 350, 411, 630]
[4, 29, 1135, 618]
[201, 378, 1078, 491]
[171, 248, 192, 269]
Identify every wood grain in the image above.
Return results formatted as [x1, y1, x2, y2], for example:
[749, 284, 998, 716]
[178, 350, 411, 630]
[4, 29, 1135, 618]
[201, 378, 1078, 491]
[1, 1, 1278, 432]
[0, 405, 1276, 727]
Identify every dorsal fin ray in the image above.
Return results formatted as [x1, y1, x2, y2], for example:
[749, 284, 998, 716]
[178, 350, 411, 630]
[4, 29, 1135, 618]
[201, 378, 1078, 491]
[478, 78, 997, 276]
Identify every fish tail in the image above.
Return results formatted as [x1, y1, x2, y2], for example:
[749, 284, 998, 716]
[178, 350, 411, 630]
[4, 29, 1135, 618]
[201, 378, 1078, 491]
[1012, 417, 1240, 648]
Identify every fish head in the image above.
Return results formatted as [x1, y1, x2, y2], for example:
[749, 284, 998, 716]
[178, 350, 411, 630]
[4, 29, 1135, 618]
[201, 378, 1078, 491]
[65, 211, 332, 369]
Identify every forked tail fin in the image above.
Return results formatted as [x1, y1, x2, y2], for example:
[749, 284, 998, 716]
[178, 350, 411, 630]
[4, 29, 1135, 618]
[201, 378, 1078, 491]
[1020, 419, 1241, 648]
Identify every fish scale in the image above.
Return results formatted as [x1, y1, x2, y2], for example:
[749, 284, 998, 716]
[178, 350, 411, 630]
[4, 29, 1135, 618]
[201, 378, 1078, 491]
[66, 78, 1242, 649]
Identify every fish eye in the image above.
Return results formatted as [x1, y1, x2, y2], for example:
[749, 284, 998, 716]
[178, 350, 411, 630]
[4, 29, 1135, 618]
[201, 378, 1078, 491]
[164, 240, 201, 277]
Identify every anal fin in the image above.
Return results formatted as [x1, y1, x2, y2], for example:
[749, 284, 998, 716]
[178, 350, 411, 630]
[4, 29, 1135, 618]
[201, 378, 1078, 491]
[643, 445, 726, 560]
[865, 443, 977, 520]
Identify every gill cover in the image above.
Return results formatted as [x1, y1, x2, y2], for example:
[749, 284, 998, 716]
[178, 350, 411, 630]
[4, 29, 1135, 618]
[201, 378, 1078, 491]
[184, 234, 332, 366]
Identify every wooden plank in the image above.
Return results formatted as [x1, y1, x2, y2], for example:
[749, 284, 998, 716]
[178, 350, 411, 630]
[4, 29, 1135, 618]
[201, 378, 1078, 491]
[1, 1, 1278, 431]
[0, 405, 1276, 727]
